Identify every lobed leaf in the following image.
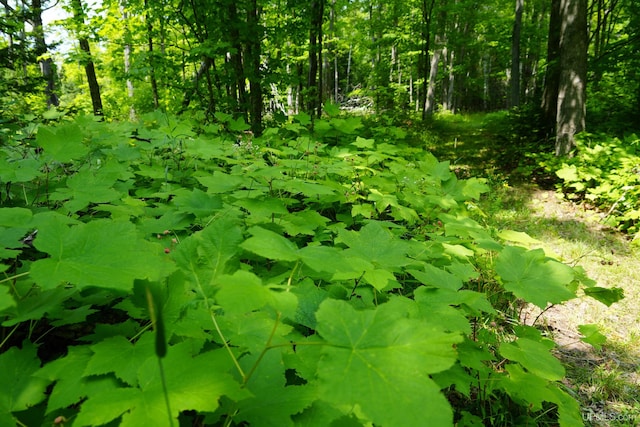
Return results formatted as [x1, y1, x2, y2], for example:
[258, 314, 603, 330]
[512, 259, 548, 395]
[315, 299, 461, 426]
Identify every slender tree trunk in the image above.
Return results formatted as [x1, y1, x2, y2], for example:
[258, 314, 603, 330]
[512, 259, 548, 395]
[555, 0, 587, 155]
[71, 0, 103, 116]
[144, 0, 159, 109]
[246, 0, 263, 135]
[541, 0, 562, 135]
[425, 37, 441, 115]
[308, 0, 324, 116]
[226, 2, 247, 119]
[180, 57, 212, 112]
[120, 2, 135, 120]
[420, 0, 436, 120]
[445, 49, 455, 111]
[510, 0, 523, 108]
[32, 0, 59, 107]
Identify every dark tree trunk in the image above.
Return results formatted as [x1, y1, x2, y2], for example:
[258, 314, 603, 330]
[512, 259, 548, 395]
[246, 0, 263, 135]
[541, 0, 562, 136]
[308, 0, 324, 116]
[555, 0, 588, 156]
[144, 0, 160, 109]
[510, 0, 523, 108]
[31, 0, 59, 107]
[71, 0, 103, 116]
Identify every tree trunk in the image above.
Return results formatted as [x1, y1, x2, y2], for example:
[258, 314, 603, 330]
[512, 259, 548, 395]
[144, 0, 160, 109]
[541, 0, 562, 136]
[32, 0, 59, 107]
[555, 0, 588, 156]
[425, 34, 442, 115]
[121, 2, 135, 120]
[71, 0, 103, 116]
[420, 0, 436, 120]
[246, 0, 263, 135]
[510, 0, 523, 108]
[226, 2, 247, 119]
[308, 0, 324, 116]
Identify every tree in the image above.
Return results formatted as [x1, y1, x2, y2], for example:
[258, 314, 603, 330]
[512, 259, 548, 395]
[69, 0, 103, 116]
[0, 0, 59, 109]
[550, 0, 588, 155]
[510, 0, 524, 107]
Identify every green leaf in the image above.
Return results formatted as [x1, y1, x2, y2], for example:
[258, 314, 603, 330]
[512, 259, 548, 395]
[0, 344, 50, 415]
[499, 364, 558, 411]
[1, 287, 77, 326]
[323, 101, 341, 117]
[0, 284, 16, 312]
[241, 226, 299, 261]
[0, 157, 42, 183]
[0, 207, 33, 226]
[330, 117, 362, 134]
[36, 123, 89, 162]
[336, 222, 411, 269]
[229, 116, 250, 131]
[495, 247, 576, 308]
[197, 172, 246, 193]
[583, 286, 624, 306]
[50, 168, 121, 213]
[216, 271, 272, 314]
[408, 265, 463, 290]
[36, 346, 118, 414]
[30, 218, 174, 291]
[499, 338, 565, 381]
[235, 351, 316, 426]
[315, 299, 461, 426]
[75, 342, 248, 427]
[497, 229, 542, 246]
[351, 136, 375, 148]
[172, 188, 223, 217]
[578, 324, 607, 350]
[84, 334, 155, 386]
[172, 217, 244, 289]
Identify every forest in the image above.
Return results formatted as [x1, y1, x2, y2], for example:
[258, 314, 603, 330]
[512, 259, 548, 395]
[1, 0, 639, 426]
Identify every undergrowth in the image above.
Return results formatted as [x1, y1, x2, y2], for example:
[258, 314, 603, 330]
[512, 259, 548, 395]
[0, 108, 625, 426]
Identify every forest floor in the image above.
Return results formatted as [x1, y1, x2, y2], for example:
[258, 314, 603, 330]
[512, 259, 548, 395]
[425, 113, 640, 426]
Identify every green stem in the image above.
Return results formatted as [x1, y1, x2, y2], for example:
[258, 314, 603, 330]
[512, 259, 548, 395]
[191, 266, 245, 379]
[242, 312, 281, 386]
[0, 324, 20, 350]
[0, 271, 30, 285]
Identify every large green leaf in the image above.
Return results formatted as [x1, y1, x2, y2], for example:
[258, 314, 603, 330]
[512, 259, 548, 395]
[50, 168, 121, 213]
[0, 344, 50, 417]
[495, 246, 576, 308]
[36, 123, 89, 162]
[35, 346, 118, 414]
[172, 217, 244, 290]
[84, 333, 155, 386]
[30, 217, 174, 291]
[74, 342, 248, 427]
[336, 222, 411, 269]
[234, 351, 316, 426]
[499, 338, 565, 381]
[315, 299, 461, 426]
[241, 226, 299, 261]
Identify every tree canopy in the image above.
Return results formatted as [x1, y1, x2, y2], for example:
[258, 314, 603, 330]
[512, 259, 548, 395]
[2, 0, 638, 151]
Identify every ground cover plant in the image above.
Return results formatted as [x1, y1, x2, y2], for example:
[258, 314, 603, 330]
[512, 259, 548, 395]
[552, 133, 640, 238]
[424, 112, 640, 426]
[0, 109, 625, 426]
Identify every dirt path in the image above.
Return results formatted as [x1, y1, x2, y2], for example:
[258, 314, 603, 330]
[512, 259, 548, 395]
[504, 187, 640, 426]
[427, 116, 640, 425]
